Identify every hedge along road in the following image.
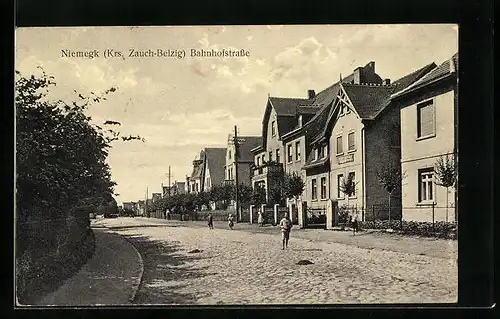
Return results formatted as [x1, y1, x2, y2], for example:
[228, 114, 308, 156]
[94, 217, 457, 305]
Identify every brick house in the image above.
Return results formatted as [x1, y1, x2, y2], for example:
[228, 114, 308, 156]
[391, 53, 458, 222]
[305, 61, 436, 221]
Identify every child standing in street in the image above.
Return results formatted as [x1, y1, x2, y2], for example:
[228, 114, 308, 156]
[279, 213, 292, 250]
[207, 213, 214, 230]
[228, 214, 234, 230]
[352, 213, 359, 235]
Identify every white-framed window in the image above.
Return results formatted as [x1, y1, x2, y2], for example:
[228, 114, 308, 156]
[313, 147, 318, 161]
[256, 156, 261, 166]
[269, 151, 273, 162]
[320, 177, 327, 199]
[336, 135, 343, 155]
[228, 150, 232, 160]
[311, 178, 317, 200]
[295, 141, 301, 161]
[276, 149, 280, 163]
[323, 144, 328, 159]
[417, 100, 435, 138]
[287, 144, 293, 163]
[348, 131, 355, 151]
[337, 174, 343, 198]
[271, 120, 276, 136]
[418, 168, 434, 202]
[348, 171, 356, 197]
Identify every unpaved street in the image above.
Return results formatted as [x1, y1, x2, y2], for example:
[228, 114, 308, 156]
[94, 217, 457, 305]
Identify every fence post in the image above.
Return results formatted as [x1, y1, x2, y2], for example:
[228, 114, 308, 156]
[326, 200, 333, 230]
[261, 204, 266, 224]
[249, 205, 254, 224]
[432, 202, 435, 232]
[288, 203, 294, 224]
[273, 204, 279, 225]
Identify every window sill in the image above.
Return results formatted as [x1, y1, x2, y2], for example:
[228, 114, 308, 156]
[416, 201, 436, 206]
[416, 134, 436, 142]
[336, 153, 344, 157]
[320, 198, 328, 201]
[311, 199, 318, 202]
[349, 196, 357, 199]
[348, 149, 356, 153]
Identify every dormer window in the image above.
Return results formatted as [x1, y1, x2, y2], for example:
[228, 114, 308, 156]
[298, 115, 303, 128]
[313, 148, 319, 161]
[271, 120, 276, 137]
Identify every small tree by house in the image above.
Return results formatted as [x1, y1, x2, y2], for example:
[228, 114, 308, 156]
[435, 154, 456, 222]
[236, 183, 253, 209]
[251, 184, 267, 206]
[339, 173, 358, 218]
[376, 162, 405, 224]
[283, 172, 305, 201]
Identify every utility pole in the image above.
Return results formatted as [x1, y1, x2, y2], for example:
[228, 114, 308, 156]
[145, 186, 149, 218]
[165, 167, 174, 197]
[234, 125, 240, 222]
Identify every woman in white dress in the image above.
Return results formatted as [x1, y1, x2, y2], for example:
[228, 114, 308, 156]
[257, 210, 263, 227]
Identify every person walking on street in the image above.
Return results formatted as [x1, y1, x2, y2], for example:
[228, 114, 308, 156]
[279, 213, 292, 250]
[352, 213, 359, 235]
[228, 213, 234, 230]
[207, 213, 214, 230]
[257, 209, 263, 227]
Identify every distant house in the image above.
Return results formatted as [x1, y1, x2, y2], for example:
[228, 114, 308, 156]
[392, 53, 458, 222]
[225, 134, 260, 186]
[151, 193, 162, 203]
[187, 148, 226, 194]
[203, 148, 227, 192]
[162, 181, 186, 196]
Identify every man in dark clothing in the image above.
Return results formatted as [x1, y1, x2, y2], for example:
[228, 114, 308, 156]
[207, 213, 214, 230]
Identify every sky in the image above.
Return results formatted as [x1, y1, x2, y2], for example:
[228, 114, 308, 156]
[15, 24, 458, 205]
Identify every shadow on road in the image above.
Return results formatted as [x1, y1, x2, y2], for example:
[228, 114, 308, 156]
[107, 225, 186, 230]
[123, 235, 209, 304]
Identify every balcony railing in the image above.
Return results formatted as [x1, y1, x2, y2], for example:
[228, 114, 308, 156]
[223, 179, 235, 185]
[252, 161, 283, 178]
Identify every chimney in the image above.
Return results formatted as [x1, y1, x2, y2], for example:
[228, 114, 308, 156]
[383, 78, 391, 85]
[353, 67, 362, 84]
[308, 89, 316, 99]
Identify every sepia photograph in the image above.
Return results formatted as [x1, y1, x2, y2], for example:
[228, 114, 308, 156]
[15, 24, 459, 306]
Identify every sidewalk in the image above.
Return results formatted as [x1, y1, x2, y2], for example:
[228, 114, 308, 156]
[35, 227, 143, 306]
[111, 217, 457, 260]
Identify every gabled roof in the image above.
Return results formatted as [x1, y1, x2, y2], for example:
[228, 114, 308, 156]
[307, 62, 437, 143]
[391, 53, 457, 98]
[341, 83, 396, 119]
[204, 148, 227, 187]
[268, 97, 314, 116]
[236, 136, 261, 162]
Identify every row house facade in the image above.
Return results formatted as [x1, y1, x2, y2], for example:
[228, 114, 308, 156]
[225, 134, 260, 186]
[250, 93, 320, 201]
[392, 53, 458, 222]
[250, 59, 442, 223]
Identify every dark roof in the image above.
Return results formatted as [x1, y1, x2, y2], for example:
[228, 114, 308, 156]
[237, 136, 261, 162]
[392, 53, 457, 97]
[342, 84, 396, 119]
[268, 97, 314, 116]
[205, 148, 227, 186]
[303, 152, 329, 170]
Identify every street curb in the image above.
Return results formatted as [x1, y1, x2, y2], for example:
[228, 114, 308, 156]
[92, 225, 144, 303]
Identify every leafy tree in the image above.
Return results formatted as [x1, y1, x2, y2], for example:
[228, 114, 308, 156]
[339, 173, 359, 218]
[268, 174, 285, 206]
[236, 183, 253, 209]
[251, 183, 267, 206]
[282, 172, 305, 201]
[435, 154, 457, 222]
[209, 184, 233, 209]
[376, 162, 405, 223]
[15, 68, 143, 302]
[195, 191, 211, 211]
